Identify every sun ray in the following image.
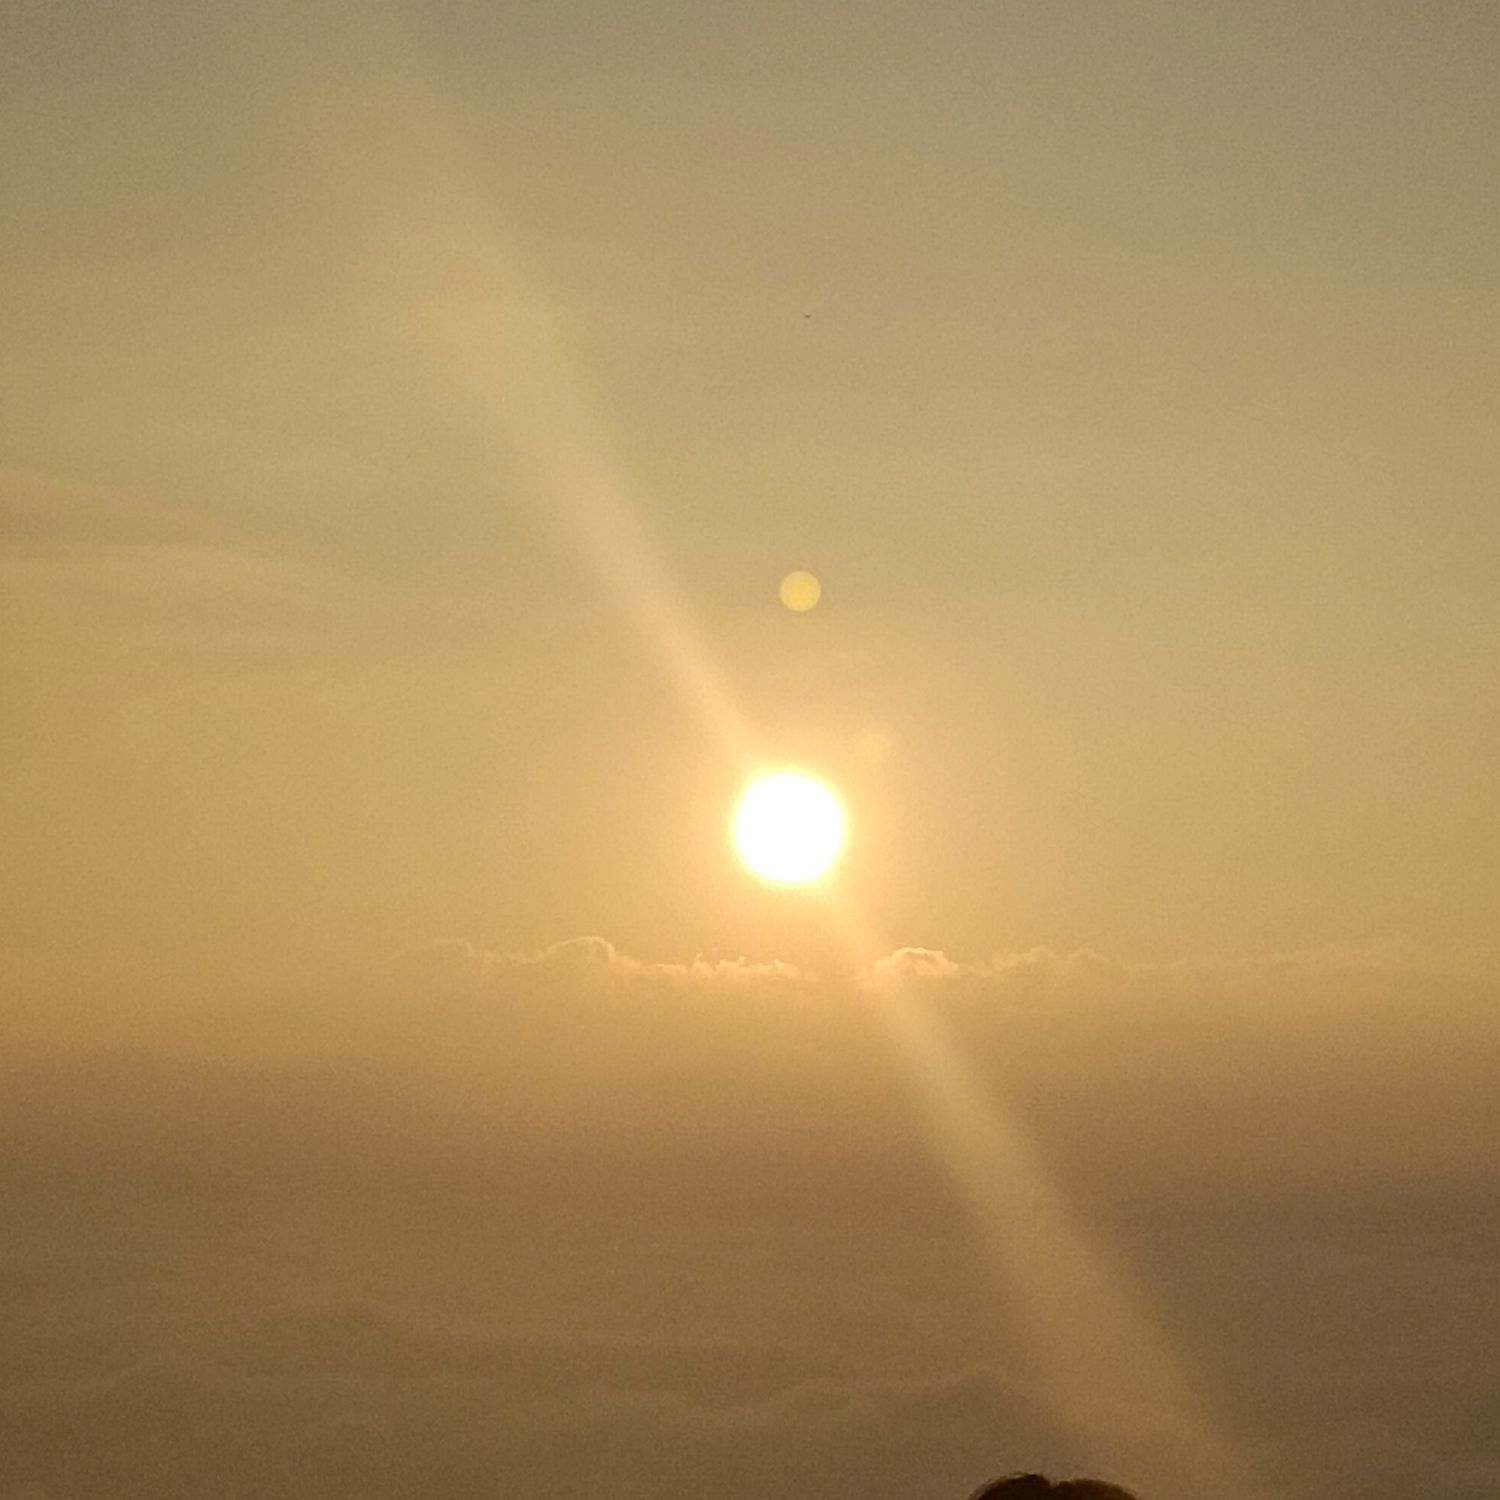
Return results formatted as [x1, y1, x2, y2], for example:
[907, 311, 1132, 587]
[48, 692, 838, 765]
[316, 25, 1267, 1495]
[314, 8, 757, 763]
[807, 883, 1267, 1500]
[866, 966, 1267, 1499]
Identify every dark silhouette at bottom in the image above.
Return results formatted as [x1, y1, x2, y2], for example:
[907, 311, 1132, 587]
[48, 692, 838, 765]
[968, 1476, 1139, 1500]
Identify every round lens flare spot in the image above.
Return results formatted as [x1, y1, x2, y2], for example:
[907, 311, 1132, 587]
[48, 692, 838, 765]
[732, 771, 846, 885]
[778, 570, 822, 612]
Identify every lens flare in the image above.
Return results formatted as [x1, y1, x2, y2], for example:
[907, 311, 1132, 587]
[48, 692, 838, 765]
[778, 570, 822, 612]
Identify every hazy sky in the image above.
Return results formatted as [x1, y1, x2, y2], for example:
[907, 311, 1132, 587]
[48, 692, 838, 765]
[2, 2, 1497, 1497]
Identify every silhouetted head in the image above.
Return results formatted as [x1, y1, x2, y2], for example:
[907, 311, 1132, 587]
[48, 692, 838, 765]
[967, 1476, 1138, 1500]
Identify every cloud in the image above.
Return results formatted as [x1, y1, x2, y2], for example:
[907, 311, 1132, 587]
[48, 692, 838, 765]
[0, 528, 357, 725]
[7, 938, 1495, 1203]
[392, 934, 811, 994]
[1, 1170, 1495, 1500]
[1, 938, 1495, 1500]
[0, 467, 199, 555]
[866, 937, 1492, 1006]
[0, 1298, 1065, 1500]
[868, 944, 1124, 1004]
[389, 933, 1495, 1018]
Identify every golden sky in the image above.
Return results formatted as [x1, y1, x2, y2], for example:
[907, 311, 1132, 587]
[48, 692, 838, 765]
[5, 0, 1496, 990]
[2, 3, 1497, 1497]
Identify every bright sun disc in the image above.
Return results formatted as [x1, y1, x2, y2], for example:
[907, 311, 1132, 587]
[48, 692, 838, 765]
[733, 771, 846, 885]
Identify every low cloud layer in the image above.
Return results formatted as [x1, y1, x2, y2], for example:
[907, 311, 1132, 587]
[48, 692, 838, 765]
[2, 939, 1496, 1499]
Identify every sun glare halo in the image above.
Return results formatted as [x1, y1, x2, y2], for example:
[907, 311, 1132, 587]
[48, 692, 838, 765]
[732, 771, 846, 885]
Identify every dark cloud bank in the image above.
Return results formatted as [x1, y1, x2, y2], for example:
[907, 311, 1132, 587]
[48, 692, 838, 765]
[3, 941, 1497, 1500]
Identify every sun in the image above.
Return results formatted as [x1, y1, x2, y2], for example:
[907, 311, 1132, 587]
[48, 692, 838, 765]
[732, 770, 846, 885]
